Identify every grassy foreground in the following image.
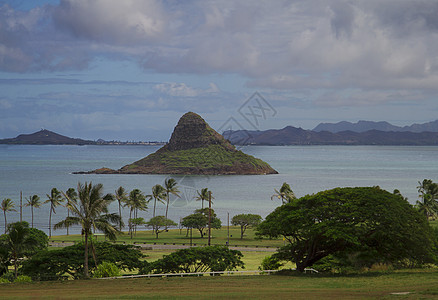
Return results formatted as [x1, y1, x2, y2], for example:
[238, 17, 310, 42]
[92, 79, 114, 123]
[1, 270, 438, 299]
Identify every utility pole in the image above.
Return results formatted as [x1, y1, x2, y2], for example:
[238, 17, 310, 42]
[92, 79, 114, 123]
[208, 191, 212, 246]
[20, 191, 22, 223]
[227, 212, 230, 246]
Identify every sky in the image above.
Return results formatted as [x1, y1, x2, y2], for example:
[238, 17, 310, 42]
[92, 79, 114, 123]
[1, 0, 438, 141]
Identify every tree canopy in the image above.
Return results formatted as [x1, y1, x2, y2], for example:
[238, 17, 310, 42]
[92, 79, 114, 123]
[416, 179, 438, 219]
[1, 222, 47, 278]
[257, 187, 437, 272]
[55, 182, 122, 278]
[146, 216, 177, 238]
[231, 214, 262, 239]
[21, 242, 143, 281]
[181, 208, 221, 238]
[140, 246, 244, 274]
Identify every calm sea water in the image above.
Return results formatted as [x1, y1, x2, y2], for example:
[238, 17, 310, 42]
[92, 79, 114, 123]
[1, 144, 437, 235]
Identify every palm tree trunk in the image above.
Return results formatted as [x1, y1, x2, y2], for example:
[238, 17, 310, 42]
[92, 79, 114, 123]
[134, 208, 137, 237]
[84, 229, 89, 278]
[202, 199, 204, 210]
[48, 206, 52, 238]
[165, 195, 169, 220]
[129, 208, 133, 239]
[118, 201, 122, 231]
[3, 212, 6, 234]
[13, 251, 18, 279]
[31, 206, 34, 228]
[165, 195, 170, 229]
[153, 198, 157, 218]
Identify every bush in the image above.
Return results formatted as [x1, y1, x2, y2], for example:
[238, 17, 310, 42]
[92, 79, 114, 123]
[0, 277, 10, 284]
[14, 275, 32, 283]
[93, 262, 121, 278]
[259, 255, 284, 271]
[1, 272, 14, 282]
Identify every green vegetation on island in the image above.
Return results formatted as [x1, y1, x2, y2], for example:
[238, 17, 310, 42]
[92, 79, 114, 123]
[81, 112, 278, 175]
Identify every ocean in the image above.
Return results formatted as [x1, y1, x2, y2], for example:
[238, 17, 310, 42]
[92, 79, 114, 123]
[1, 144, 437, 235]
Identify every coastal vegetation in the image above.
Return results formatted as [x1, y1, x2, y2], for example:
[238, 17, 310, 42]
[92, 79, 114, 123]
[1, 178, 438, 292]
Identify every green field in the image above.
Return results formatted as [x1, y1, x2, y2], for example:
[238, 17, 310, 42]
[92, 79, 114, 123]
[1, 270, 438, 299]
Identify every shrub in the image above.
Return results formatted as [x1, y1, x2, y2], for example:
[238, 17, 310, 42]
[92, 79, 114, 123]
[1, 272, 14, 282]
[0, 277, 10, 284]
[259, 255, 284, 271]
[93, 262, 121, 278]
[14, 275, 32, 283]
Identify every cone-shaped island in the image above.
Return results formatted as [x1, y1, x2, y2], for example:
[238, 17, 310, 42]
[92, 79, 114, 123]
[80, 112, 278, 175]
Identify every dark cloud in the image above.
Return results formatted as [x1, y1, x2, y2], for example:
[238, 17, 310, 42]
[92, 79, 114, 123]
[1, 0, 438, 140]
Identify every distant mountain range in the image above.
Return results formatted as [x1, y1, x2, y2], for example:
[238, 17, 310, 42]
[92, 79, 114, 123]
[224, 119, 438, 146]
[313, 120, 438, 133]
[2, 119, 438, 146]
[0, 129, 164, 145]
[0, 129, 94, 145]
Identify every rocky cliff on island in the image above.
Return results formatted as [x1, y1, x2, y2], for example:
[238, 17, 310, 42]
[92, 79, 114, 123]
[80, 112, 277, 175]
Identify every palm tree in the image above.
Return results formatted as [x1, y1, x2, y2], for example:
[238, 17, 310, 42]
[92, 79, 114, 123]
[115, 186, 128, 231]
[54, 182, 122, 278]
[4, 222, 36, 278]
[195, 188, 213, 210]
[1, 198, 16, 234]
[64, 188, 78, 235]
[25, 195, 41, 228]
[271, 182, 296, 205]
[416, 180, 438, 219]
[164, 178, 180, 222]
[125, 189, 148, 237]
[150, 184, 166, 218]
[44, 188, 63, 238]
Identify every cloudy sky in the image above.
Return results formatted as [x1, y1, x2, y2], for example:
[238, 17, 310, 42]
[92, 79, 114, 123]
[1, 0, 438, 141]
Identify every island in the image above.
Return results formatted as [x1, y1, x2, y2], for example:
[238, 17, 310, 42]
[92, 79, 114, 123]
[77, 112, 278, 175]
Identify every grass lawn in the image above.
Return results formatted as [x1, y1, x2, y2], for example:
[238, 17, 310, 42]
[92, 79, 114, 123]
[1, 270, 438, 299]
[49, 226, 285, 248]
[142, 250, 291, 271]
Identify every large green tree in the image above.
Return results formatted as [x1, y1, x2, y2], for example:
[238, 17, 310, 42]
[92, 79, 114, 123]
[140, 246, 244, 274]
[258, 187, 436, 272]
[1, 198, 16, 234]
[44, 188, 63, 238]
[54, 182, 122, 278]
[231, 214, 262, 239]
[21, 242, 143, 280]
[25, 195, 41, 228]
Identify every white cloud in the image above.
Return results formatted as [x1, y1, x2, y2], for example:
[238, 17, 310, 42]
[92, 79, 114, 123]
[1, 0, 438, 110]
[53, 0, 168, 44]
[154, 82, 220, 97]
